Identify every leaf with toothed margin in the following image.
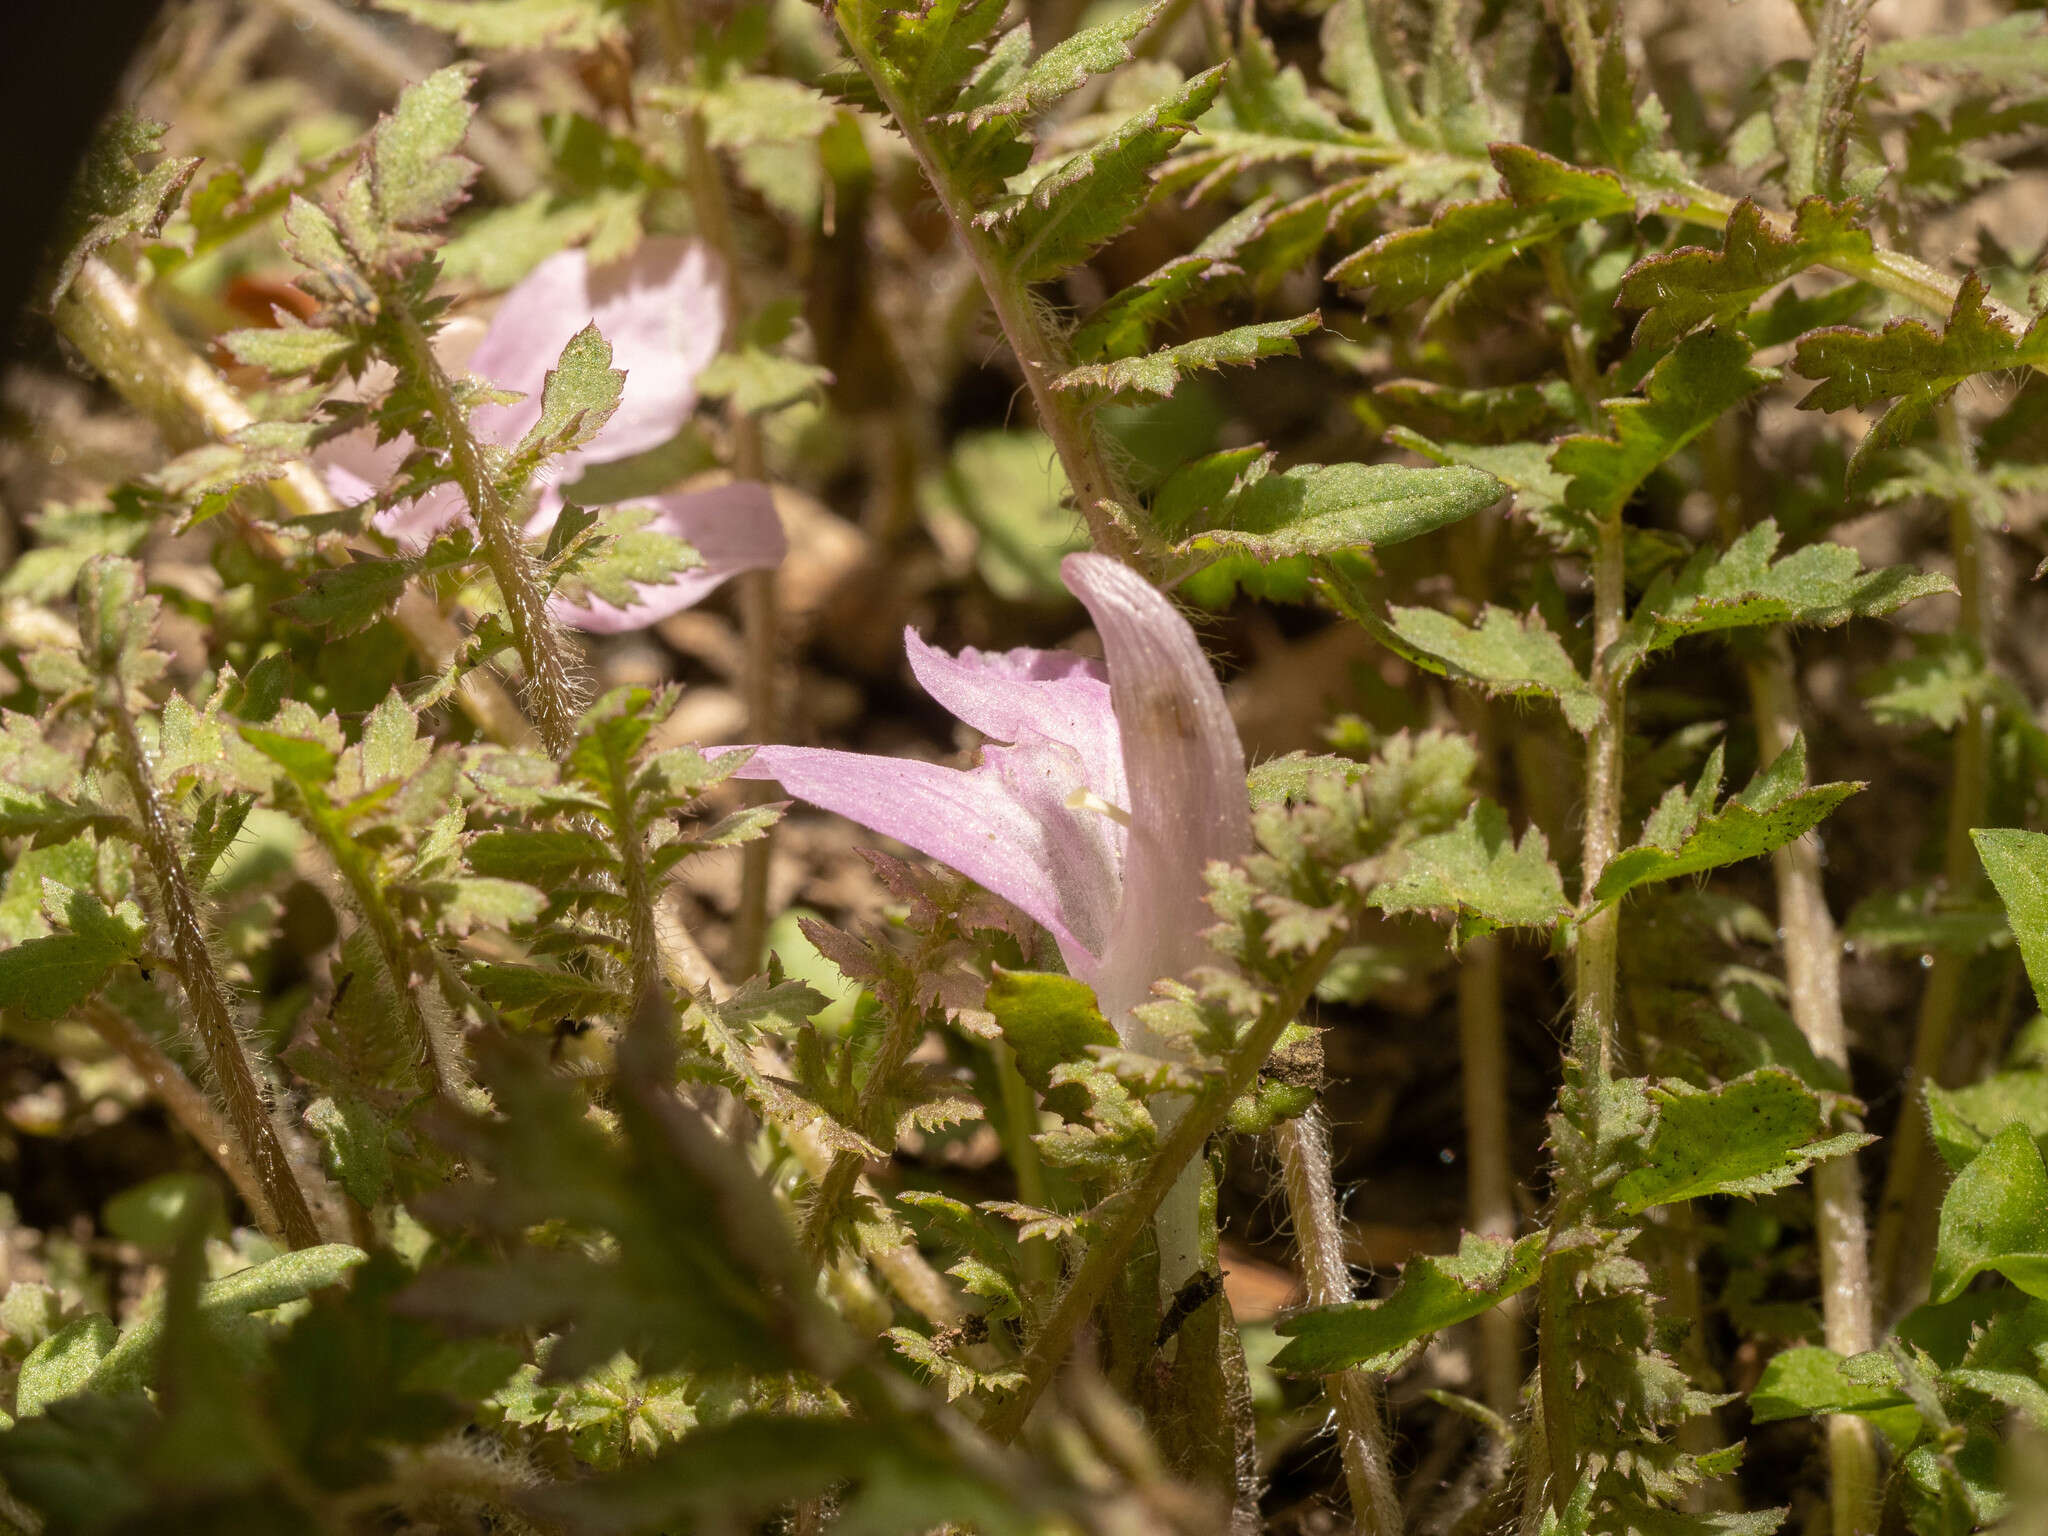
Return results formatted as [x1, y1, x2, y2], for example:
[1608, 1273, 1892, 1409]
[1793, 275, 2048, 488]
[1607, 519, 1953, 681]
[1617, 198, 1875, 351]
[1593, 738, 1861, 907]
[1170, 459, 1501, 562]
[1613, 1069, 1871, 1214]
[1369, 801, 1571, 940]
[1553, 329, 1774, 520]
[1381, 604, 1601, 733]
[950, 0, 1167, 127]
[978, 68, 1224, 284]
[1273, 1231, 1546, 1375]
[1053, 314, 1319, 399]
[1327, 147, 1631, 321]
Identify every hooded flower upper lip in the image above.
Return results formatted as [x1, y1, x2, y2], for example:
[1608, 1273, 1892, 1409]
[315, 236, 787, 633]
[732, 551, 1250, 1034]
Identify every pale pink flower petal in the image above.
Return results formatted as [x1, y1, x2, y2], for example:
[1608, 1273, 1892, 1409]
[731, 738, 1118, 974]
[547, 483, 788, 634]
[903, 633, 1126, 820]
[467, 236, 724, 465]
[1062, 551, 1251, 1026]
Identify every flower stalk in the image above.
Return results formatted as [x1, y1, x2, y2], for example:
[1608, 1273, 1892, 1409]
[1275, 1108, 1401, 1536]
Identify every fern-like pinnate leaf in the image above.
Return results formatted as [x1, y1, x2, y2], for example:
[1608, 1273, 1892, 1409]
[1053, 314, 1319, 398]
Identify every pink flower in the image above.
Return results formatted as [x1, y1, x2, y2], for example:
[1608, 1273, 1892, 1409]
[317, 237, 787, 632]
[732, 551, 1249, 1290]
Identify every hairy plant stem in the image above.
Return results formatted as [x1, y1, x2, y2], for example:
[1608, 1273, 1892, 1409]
[388, 306, 584, 756]
[54, 258, 534, 749]
[1873, 422, 1992, 1320]
[1535, 497, 1628, 1514]
[830, 23, 1146, 567]
[983, 934, 1347, 1443]
[104, 699, 324, 1250]
[1275, 1108, 1401, 1536]
[84, 1001, 277, 1230]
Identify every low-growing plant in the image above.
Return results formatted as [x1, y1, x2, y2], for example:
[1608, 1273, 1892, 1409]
[2, 0, 2047, 1533]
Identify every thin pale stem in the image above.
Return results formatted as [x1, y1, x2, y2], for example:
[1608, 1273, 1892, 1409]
[1747, 641, 1880, 1534]
[831, 23, 1146, 566]
[1872, 413, 1992, 1320]
[680, 101, 781, 975]
[105, 701, 324, 1250]
[983, 934, 1347, 1443]
[1710, 421, 1878, 1534]
[1275, 1109, 1402, 1536]
[55, 258, 534, 749]
[84, 1000, 277, 1231]
[389, 305, 583, 755]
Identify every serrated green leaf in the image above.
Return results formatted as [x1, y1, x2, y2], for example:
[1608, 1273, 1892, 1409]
[1863, 636, 1993, 731]
[1611, 519, 1951, 678]
[512, 323, 625, 466]
[953, 0, 1166, 127]
[1927, 1070, 2048, 1172]
[0, 892, 148, 1022]
[984, 969, 1116, 1092]
[273, 555, 413, 636]
[221, 325, 356, 378]
[42, 112, 199, 308]
[1749, 1346, 1911, 1423]
[1973, 829, 2048, 1017]
[1594, 738, 1861, 906]
[369, 64, 481, 233]
[306, 1097, 394, 1208]
[1173, 460, 1500, 561]
[1273, 1231, 1545, 1375]
[15, 1317, 116, 1418]
[1327, 147, 1631, 319]
[1930, 1123, 2048, 1303]
[1614, 1069, 1869, 1213]
[1369, 801, 1570, 939]
[1554, 329, 1773, 519]
[1869, 13, 2048, 88]
[1618, 199, 1875, 351]
[1053, 313, 1317, 398]
[374, 0, 625, 50]
[980, 67, 1224, 284]
[1382, 604, 1601, 733]
[1793, 275, 2048, 486]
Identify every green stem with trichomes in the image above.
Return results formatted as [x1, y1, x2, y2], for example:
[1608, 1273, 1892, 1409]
[830, 15, 1146, 567]
[103, 698, 324, 1250]
[983, 934, 1348, 1443]
[387, 305, 583, 756]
